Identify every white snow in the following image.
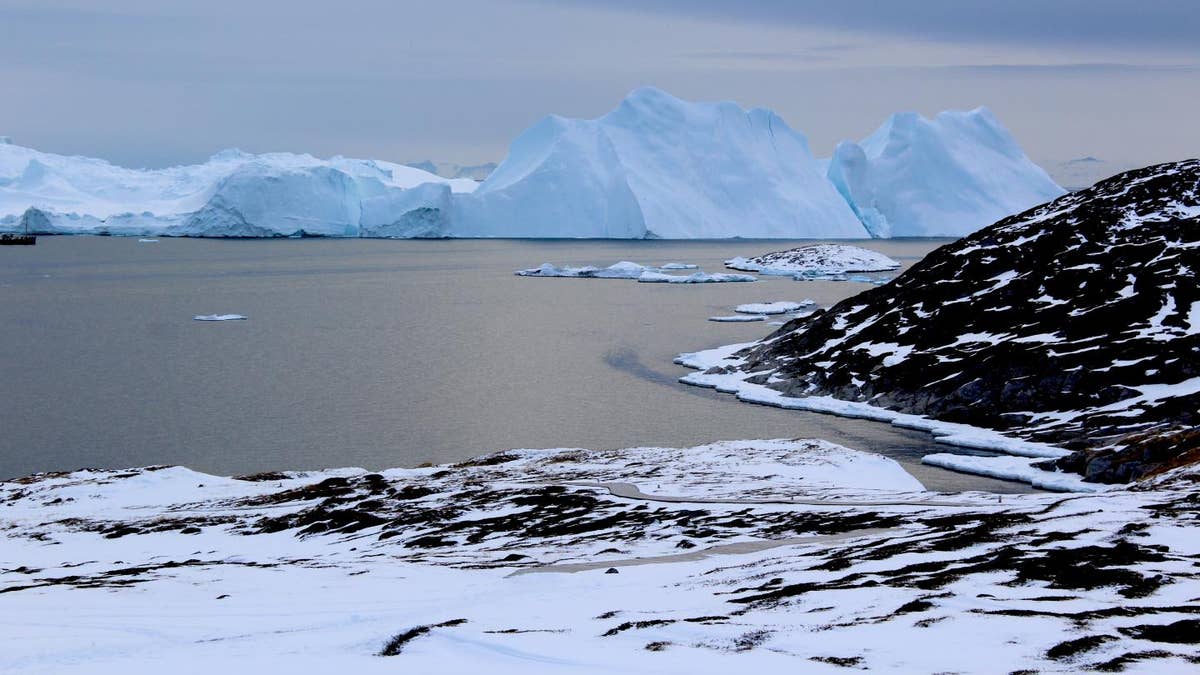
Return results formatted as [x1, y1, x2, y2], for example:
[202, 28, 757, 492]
[734, 301, 813, 315]
[193, 314, 247, 321]
[825, 107, 1065, 237]
[1, 441, 1195, 673]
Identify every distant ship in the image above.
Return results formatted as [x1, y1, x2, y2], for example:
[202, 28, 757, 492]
[0, 220, 35, 245]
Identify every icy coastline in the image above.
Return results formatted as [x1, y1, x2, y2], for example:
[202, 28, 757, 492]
[673, 342, 1095, 492]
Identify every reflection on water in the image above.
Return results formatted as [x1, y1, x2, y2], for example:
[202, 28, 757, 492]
[0, 236, 1031, 492]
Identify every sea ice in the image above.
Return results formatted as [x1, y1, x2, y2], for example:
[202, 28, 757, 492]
[193, 314, 247, 321]
[637, 271, 756, 284]
[726, 244, 899, 276]
[734, 301, 814, 315]
[708, 315, 766, 322]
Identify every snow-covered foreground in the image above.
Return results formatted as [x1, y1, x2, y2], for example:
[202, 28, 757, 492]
[2, 440, 1198, 674]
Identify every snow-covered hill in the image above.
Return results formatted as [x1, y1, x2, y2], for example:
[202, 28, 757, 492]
[4, 442, 1198, 672]
[825, 108, 1065, 237]
[0, 140, 476, 237]
[453, 87, 869, 238]
[680, 161, 1200, 484]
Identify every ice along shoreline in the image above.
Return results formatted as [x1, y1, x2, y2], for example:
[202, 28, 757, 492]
[674, 342, 1097, 492]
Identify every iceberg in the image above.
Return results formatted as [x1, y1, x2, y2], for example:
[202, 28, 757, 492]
[515, 261, 652, 279]
[734, 301, 814, 315]
[726, 244, 900, 276]
[825, 108, 1065, 237]
[193, 314, 247, 321]
[452, 87, 869, 239]
[709, 315, 766, 322]
[0, 142, 476, 238]
[636, 270, 756, 284]
[0, 92, 1062, 240]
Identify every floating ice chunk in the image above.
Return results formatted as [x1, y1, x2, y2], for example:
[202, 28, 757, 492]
[137, 238, 159, 243]
[708, 315, 766, 322]
[637, 271, 757, 284]
[659, 262, 699, 270]
[735, 301, 814, 315]
[516, 262, 753, 283]
[193, 314, 247, 321]
[515, 261, 648, 279]
[727, 244, 900, 276]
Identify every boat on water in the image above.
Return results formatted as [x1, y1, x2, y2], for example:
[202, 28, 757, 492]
[0, 232, 36, 245]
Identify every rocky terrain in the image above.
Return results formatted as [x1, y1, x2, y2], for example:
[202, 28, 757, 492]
[683, 161, 1200, 483]
[2, 440, 1198, 672]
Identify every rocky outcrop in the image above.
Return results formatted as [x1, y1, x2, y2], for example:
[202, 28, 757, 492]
[724, 160, 1200, 482]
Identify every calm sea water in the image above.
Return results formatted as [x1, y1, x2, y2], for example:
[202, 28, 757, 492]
[0, 236, 1032, 492]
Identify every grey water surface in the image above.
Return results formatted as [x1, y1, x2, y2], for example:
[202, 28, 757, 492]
[0, 236, 1032, 492]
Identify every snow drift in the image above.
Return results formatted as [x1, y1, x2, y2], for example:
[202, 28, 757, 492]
[825, 108, 1065, 237]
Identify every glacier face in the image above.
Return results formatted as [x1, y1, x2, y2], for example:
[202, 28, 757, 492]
[454, 87, 869, 238]
[825, 108, 1065, 238]
[0, 143, 476, 237]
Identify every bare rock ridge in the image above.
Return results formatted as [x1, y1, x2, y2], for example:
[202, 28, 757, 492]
[721, 160, 1200, 483]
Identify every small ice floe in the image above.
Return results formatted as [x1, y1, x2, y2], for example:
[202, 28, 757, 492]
[726, 244, 900, 276]
[637, 271, 756, 284]
[193, 314, 247, 321]
[516, 261, 736, 282]
[516, 261, 650, 279]
[734, 300, 814, 315]
[137, 238, 159, 243]
[708, 315, 766, 322]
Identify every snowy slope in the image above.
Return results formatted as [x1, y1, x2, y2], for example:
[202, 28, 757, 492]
[680, 161, 1200, 484]
[0, 140, 475, 237]
[2, 442, 1197, 673]
[825, 108, 1065, 237]
[453, 87, 869, 239]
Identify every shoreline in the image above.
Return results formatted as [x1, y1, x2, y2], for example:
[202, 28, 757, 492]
[674, 342, 1103, 492]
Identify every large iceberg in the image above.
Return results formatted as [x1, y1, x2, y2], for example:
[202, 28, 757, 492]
[451, 87, 869, 238]
[1, 92, 1063, 240]
[0, 141, 476, 237]
[824, 108, 1065, 237]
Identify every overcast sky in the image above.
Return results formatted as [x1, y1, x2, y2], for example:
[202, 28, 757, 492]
[1, 0, 1197, 168]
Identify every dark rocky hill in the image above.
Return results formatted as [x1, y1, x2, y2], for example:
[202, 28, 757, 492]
[726, 160, 1200, 482]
